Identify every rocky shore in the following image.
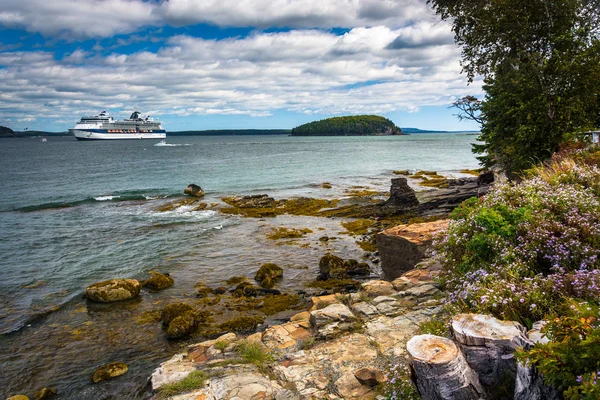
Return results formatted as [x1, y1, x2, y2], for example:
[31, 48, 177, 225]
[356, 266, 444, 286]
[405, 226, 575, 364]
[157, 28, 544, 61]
[5, 170, 492, 400]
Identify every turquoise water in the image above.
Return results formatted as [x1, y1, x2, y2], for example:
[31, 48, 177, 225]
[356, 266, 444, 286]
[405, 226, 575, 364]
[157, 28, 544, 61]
[0, 134, 479, 398]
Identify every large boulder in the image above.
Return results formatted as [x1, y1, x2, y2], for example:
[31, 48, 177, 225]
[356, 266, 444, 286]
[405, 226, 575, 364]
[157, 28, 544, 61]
[184, 184, 205, 197]
[384, 178, 419, 210]
[85, 279, 141, 303]
[91, 362, 128, 383]
[376, 220, 449, 280]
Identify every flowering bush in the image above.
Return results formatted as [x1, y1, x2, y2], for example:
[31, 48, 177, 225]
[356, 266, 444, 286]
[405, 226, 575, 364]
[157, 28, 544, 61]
[516, 305, 600, 400]
[434, 160, 600, 325]
[380, 362, 420, 400]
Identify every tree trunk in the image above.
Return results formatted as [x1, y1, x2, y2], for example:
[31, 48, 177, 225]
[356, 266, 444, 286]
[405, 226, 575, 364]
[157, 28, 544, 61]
[407, 334, 486, 400]
[514, 320, 561, 400]
[451, 314, 531, 397]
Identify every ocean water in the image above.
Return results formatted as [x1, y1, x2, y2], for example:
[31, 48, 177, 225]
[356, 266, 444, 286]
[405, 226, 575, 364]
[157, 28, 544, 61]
[0, 134, 479, 399]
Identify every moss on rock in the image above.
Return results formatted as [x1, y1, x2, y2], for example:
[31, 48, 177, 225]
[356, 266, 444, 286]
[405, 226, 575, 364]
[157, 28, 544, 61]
[306, 279, 361, 292]
[341, 219, 376, 236]
[143, 272, 174, 291]
[318, 254, 345, 277]
[166, 310, 198, 339]
[34, 388, 57, 400]
[218, 316, 264, 333]
[194, 283, 213, 297]
[266, 227, 312, 240]
[91, 362, 128, 383]
[254, 263, 283, 288]
[161, 302, 194, 325]
[85, 278, 141, 303]
[225, 276, 247, 285]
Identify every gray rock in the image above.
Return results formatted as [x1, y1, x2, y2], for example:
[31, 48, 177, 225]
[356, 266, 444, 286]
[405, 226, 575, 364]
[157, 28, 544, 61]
[184, 183, 205, 197]
[85, 279, 141, 303]
[310, 304, 356, 328]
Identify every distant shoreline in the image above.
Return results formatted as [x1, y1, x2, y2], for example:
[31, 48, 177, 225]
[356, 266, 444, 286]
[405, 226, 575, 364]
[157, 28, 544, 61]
[1, 128, 479, 138]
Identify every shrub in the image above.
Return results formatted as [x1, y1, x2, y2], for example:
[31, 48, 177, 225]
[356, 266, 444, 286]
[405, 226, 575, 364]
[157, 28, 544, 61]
[157, 370, 207, 398]
[517, 305, 600, 400]
[435, 169, 600, 324]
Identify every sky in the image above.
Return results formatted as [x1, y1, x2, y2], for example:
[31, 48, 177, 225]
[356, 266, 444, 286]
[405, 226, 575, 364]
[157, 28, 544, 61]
[0, 0, 484, 132]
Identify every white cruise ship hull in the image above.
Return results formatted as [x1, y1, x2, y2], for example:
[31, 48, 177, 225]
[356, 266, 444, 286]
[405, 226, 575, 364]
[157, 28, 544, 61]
[70, 129, 166, 140]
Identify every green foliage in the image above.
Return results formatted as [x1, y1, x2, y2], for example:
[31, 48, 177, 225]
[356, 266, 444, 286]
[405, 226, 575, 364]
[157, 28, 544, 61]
[418, 316, 450, 337]
[380, 362, 420, 400]
[429, 0, 600, 176]
[157, 370, 207, 398]
[436, 158, 600, 324]
[291, 115, 403, 136]
[235, 340, 274, 372]
[517, 307, 600, 400]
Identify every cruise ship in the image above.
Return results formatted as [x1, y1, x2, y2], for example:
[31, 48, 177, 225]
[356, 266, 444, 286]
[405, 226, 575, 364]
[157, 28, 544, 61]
[70, 111, 167, 140]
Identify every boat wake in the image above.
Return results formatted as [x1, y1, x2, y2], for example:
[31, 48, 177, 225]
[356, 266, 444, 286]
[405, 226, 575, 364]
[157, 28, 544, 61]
[154, 140, 188, 147]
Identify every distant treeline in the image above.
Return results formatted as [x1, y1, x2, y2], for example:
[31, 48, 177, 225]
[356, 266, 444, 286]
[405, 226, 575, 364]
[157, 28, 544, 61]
[168, 129, 291, 136]
[291, 115, 404, 136]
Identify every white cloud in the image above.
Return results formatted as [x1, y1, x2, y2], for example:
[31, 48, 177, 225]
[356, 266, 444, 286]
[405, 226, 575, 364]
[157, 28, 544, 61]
[0, 0, 435, 39]
[0, 24, 482, 127]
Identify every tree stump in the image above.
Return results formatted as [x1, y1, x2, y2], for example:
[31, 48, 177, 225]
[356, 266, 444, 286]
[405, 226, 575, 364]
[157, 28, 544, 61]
[407, 334, 486, 400]
[514, 320, 561, 400]
[451, 314, 530, 396]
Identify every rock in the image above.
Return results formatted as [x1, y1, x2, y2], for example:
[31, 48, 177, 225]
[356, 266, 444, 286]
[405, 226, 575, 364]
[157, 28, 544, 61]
[309, 294, 342, 311]
[310, 304, 356, 328]
[33, 388, 56, 400]
[476, 171, 494, 186]
[391, 261, 441, 290]
[527, 320, 550, 345]
[371, 296, 403, 316]
[318, 254, 345, 278]
[361, 280, 395, 297]
[91, 362, 128, 383]
[167, 310, 198, 339]
[195, 283, 213, 297]
[262, 322, 311, 350]
[377, 220, 449, 280]
[85, 278, 141, 303]
[417, 177, 490, 213]
[290, 311, 311, 328]
[384, 177, 419, 210]
[150, 353, 196, 391]
[7, 396, 29, 400]
[354, 368, 386, 387]
[352, 302, 379, 318]
[224, 194, 276, 208]
[184, 183, 205, 197]
[142, 271, 174, 290]
[170, 372, 282, 400]
[162, 303, 194, 325]
[343, 259, 371, 276]
[400, 283, 440, 298]
[247, 332, 263, 344]
[254, 263, 283, 288]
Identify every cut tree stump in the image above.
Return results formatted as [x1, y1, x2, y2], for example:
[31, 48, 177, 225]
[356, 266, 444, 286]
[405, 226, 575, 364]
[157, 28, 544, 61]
[451, 314, 530, 396]
[407, 334, 486, 400]
[514, 320, 561, 400]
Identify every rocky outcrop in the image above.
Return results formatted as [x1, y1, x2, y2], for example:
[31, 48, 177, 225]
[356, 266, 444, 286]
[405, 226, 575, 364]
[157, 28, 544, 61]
[377, 220, 449, 280]
[85, 279, 141, 303]
[417, 176, 490, 214]
[91, 362, 128, 383]
[223, 194, 276, 208]
[149, 266, 445, 400]
[184, 184, 205, 197]
[383, 177, 419, 210]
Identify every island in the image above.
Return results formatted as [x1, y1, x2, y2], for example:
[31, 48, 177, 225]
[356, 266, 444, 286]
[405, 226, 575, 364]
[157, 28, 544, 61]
[290, 115, 405, 136]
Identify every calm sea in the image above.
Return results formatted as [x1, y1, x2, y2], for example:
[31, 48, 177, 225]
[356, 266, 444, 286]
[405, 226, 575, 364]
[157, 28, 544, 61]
[0, 133, 479, 399]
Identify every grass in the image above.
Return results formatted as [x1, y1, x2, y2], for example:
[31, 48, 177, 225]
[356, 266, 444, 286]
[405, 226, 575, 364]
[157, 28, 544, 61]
[157, 370, 207, 398]
[299, 337, 316, 350]
[236, 340, 274, 372]
[214, 340, 229, 351]
[418, 317, 450, 337]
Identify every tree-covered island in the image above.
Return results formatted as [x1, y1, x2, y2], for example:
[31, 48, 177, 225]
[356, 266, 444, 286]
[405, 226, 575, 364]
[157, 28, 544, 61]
[290, 115, 404, 136]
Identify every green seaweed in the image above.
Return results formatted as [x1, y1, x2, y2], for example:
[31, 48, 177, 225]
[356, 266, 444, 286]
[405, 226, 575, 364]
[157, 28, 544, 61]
[266, 227, 312, 240]
[218, 316, 264, 332]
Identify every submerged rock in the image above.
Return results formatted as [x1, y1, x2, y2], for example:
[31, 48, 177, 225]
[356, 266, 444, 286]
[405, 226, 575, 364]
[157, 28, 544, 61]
[142, 271, 174, 291]
[92, 362, 128, 383]
[254, 263, 283, 288]
[195, 283, 213, 297]
[161, 302, 194, 325]
[166, 310, 199, 339]
[7, 396, 29, 400]
[223, 194, 276, 208]
[33, 388, 57, 400]
[318, 253, 345, 279]
[85, 279, 141, 303]
[184, 183, 205, 197]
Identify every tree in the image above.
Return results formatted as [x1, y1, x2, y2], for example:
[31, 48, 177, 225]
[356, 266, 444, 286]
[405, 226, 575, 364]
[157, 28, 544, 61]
[430, 0, 600, 176]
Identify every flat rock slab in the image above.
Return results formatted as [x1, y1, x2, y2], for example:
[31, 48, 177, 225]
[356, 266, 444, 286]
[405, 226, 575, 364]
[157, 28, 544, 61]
[151, 353, 196, 391]
[170, 372, 283, 400]
[310, 304, 355, 328]
[262, 322, 311, 350]
[275, 333, 378, 400]
[361, 280, 395, 297]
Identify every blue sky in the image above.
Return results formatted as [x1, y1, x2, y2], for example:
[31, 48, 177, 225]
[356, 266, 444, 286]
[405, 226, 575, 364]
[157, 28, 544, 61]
[0, 0, 483, 132]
